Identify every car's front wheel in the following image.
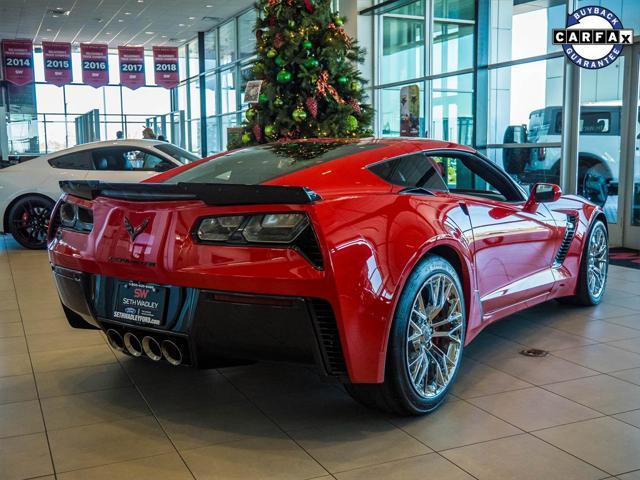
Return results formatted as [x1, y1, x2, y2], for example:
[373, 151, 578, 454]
[345, 254, 466, 415]
[8, 196, 54, 249]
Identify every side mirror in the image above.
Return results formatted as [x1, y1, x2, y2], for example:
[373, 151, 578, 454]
[503, 124, 527, 144]
[524, 183, 562, 212]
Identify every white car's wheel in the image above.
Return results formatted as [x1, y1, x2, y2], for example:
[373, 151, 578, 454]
[8, 196, 54, 249]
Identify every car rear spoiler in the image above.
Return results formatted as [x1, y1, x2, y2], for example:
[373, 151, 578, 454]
[59, 180, 322, 205]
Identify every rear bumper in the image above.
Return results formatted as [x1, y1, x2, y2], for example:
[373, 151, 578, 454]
[52, 266, 348, 379]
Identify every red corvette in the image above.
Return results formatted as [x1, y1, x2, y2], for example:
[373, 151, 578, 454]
[48, 138, 609, 415]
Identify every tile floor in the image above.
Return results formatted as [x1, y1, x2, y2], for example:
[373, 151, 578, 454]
[1, 235, 640, 480]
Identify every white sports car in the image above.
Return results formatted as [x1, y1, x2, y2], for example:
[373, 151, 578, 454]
[0, 140, 199, 249]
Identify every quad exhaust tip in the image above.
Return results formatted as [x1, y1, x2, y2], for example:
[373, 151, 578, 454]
[123, 332, 143, 357]
[142, 336, 162, 362]
[161, 340, 183, 366]
[106, 329, 124, 351]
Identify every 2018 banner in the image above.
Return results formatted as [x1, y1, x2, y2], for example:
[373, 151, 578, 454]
[1, 39, 34, 86]
[118, 45, 145, 90]
[42, 41, 72, 86]
[80, 43, 109, 88]
[152, 46, 179, 89]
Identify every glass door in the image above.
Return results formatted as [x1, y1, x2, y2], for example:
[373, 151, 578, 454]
[621, 45, 640, 249]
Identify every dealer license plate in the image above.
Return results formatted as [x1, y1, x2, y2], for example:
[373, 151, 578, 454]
[113, 281, 167, 326]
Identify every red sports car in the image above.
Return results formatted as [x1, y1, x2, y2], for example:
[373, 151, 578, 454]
[48, 138, 608, 415]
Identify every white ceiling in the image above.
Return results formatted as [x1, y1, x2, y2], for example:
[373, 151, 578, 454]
[0, 0, 254, 48]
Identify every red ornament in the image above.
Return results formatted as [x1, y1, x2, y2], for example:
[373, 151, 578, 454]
[305, 96, 318, 119]
[268, 16, 276, 27]
[273, 32, 284, 49]
[304, 0, 314, 12]
[348, 98, 362, 115]
[253, 123, 263, 142]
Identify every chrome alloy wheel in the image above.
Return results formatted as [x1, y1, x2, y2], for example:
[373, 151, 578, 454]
[587, 223, 608, 299]
[405, 273, 464, 399]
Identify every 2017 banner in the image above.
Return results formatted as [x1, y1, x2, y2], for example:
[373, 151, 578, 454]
[42, 41, 72, 86]
[118, 45, 145, 90]
[1, 39, 34, 86]
[152, 46, 179, 89]
[80, 43, 109, 88]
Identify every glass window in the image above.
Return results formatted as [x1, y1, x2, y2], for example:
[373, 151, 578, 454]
[167, 141, 384, 184]
[489, 0, 565, 65]
[49, 151, 93, 170]
[432, 22, 474, 74]
[187, 40, 200, 78]
[578, 56, 624, 222]
[204, 73, 218, 117]
[380, 0, 425, 84]
[206, 116, 219, 156]
[369, 153, 448, 190]
[238, 10, 257, 60]
[189, 78, 201, 120]
[35, 84, 65, 114]
[221, 114, 238, 151]
[432, 74, 473, 144]
[178, 45, 188, 81]
[204, 30, 217, 71]
[379, 83, 425, 137]
[434, 0, 475, 20]
[577, 0, 640, 32]
[221, 68, 237, 114]
[91, 148, 174, 172]
[219, 21, 237, 66]
[487, 57, 564, 145]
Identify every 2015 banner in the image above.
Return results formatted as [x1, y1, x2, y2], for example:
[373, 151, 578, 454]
[118, 45, 145, 90]
[152, 46, 179, 89]
[42, 41, 72, 86]
[1, 39, 34, 86]
[80, 43, 109, 88]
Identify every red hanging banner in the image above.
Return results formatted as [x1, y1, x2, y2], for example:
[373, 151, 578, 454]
[80, 43, 109, 88]
[42, 41, 72, 87]
[118, 45, 145, 90]
[1, 39, 34, 86]
[152, 46, 179, 89]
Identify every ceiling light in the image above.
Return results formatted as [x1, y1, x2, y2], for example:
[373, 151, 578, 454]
[47, 8, 70, 17]
[188, 16, 195, 20]
[145, 31, 154, 34]
[206, 4, 213, 7]
[46, 28, 52, 32]
[106, 32, 111, 35]
[118, 19, 123, 22]
[178, 23, 185, 27]
[124, 11, 131, 15]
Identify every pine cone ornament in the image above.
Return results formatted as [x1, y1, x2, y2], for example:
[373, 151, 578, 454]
[273, 32, 284, 49]
[305, 96, 318, 119]
[348, 98, 362, 115]
[253, 123, 263, 143]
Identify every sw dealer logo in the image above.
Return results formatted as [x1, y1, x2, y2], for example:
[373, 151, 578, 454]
[133, 288, 149, 299]
[553, 6, 633, 70]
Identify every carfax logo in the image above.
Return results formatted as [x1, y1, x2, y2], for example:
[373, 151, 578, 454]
[553, 6, 633, 69]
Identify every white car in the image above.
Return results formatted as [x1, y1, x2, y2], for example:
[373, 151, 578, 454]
[0, 140, 199, 249]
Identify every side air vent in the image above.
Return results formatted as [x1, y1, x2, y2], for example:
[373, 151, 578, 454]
[554, 214, 578, 267]
[294, 226, 324, 269]
[308, 299, 347, 376]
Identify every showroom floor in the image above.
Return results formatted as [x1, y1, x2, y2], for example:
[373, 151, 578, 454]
[1, 237, 640, 480]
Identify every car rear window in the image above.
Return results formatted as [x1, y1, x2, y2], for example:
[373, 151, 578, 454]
[369, 153, 448, 191]
[154, 143, 199, 163]
[165, 140, 383, 184]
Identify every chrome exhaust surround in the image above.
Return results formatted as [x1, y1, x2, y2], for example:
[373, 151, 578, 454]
[142, 336, 162, 361]
[161, 340, 183, 366]
[106, 329, 124, 351]
[123, 332, 143, 357]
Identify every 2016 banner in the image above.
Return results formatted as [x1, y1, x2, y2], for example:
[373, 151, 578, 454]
[80, 43, 109, 88]
[152, 46, 179, 89]
[118, 45, 145, 90]
[1, 39, 34, 86]
[42, 41, 72, 86]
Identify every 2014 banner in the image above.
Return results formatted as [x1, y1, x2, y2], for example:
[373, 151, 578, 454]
[1, 39, 34, 86]
[80, 43, 109, 88]
[118, 45, 145, 90]
[152, 46, 179, 89]
[42, 41, 72, 86]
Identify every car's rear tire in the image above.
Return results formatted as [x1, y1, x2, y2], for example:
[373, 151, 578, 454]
[558, 219, 608, 306]
[8, 195, 54, 249]
[345, 254, 466, 415]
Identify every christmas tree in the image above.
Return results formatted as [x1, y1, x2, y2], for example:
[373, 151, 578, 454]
[233, 0, 373, 147]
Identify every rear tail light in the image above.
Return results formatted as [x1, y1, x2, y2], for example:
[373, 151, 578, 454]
[59, 201, 93, 233]
[194, 213, 322, 269]
[196, 213, 308, 244]
[538, 147, 546, 160]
